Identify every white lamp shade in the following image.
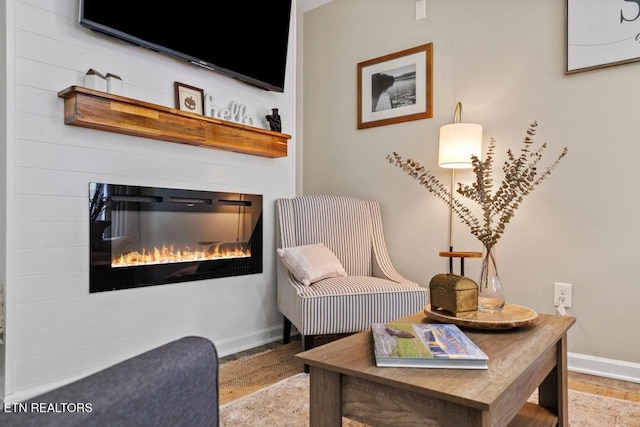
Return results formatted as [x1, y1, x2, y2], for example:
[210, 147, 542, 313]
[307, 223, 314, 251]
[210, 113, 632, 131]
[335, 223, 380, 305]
[438, 123, 483, 169]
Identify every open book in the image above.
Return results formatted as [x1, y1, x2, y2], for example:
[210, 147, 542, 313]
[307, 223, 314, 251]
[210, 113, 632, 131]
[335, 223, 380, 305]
[371, 322, 488, 369]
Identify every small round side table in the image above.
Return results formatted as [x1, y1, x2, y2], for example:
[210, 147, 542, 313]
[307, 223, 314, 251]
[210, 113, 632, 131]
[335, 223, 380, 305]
[439, 251, 482, 276]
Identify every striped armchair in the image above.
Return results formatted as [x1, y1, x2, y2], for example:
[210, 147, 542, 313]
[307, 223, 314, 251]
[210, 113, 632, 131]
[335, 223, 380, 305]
[275, 195, 428, 352]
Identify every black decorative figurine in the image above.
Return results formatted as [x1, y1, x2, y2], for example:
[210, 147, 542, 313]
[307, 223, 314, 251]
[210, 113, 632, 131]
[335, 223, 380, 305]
[266, 108, 282, 132]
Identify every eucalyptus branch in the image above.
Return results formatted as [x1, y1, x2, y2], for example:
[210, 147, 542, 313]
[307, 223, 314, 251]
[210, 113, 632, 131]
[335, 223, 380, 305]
[386, 121, 568, 249]
[387, 153, 483, 240]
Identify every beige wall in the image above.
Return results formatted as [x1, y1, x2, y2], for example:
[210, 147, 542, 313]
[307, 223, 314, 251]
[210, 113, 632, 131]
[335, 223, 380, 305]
[302, 0, 640, 372]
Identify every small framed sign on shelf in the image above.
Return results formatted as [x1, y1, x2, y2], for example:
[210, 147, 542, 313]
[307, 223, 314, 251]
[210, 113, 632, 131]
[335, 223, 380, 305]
[357, 43, 433, 129]
[174, 82, 204, 114]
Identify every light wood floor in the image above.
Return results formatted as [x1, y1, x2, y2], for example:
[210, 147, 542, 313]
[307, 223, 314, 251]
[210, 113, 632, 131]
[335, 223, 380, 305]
[569, 371, 640, 395]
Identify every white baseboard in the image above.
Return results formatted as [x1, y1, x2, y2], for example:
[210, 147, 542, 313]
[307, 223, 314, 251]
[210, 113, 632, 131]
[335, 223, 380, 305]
[213, 324, 284, 358]
[569, 352, 640, 384]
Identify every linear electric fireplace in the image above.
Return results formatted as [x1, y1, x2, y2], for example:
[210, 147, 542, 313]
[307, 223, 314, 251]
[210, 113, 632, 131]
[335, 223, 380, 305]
[89, 183, 263, 293]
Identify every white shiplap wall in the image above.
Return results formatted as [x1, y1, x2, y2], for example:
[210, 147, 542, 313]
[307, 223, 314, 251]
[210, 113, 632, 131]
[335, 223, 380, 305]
[3, 0, 296, 401]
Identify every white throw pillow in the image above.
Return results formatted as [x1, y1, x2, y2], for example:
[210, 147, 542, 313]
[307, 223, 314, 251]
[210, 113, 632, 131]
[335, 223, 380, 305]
[277, 243, 347, 286]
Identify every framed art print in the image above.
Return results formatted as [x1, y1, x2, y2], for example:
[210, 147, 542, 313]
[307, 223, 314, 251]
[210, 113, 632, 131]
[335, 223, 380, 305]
[567, 0, 640, 73]
[357, 43, 433, 129]
[174, 82, 204, 114]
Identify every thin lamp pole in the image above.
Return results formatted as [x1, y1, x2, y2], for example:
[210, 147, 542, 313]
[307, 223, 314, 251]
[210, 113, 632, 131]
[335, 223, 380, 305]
[447, 102, 463, 274]
[448, 168, 455, 274]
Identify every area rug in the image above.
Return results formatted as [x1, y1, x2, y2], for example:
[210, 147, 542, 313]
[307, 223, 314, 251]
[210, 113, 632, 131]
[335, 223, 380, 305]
[220, 373, 640, 427]
[219, 341, 640, 426]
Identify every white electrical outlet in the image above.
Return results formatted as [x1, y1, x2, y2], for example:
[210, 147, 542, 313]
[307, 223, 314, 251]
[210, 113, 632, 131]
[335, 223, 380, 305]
[554, 282, 572, 308]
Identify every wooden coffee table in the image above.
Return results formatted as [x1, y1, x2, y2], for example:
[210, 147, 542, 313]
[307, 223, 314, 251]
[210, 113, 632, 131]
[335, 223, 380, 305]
[296, 311, 575, 427]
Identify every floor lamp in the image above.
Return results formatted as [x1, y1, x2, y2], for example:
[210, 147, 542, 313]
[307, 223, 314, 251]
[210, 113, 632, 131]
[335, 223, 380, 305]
[438, 102, 483, 275]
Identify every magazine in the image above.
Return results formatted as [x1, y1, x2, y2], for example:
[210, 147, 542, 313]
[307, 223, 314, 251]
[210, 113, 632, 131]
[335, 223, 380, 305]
[371, 322, 488, 369]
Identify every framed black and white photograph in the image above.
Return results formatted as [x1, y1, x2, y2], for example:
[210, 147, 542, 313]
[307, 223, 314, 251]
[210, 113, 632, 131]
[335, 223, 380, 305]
[357, 43, 433, 129]
[567, 0, 640, 73]
[174, 82, 204, 114]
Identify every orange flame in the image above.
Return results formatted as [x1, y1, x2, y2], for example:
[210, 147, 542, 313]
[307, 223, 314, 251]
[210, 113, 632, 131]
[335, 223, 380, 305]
[112, 243, 250, 267]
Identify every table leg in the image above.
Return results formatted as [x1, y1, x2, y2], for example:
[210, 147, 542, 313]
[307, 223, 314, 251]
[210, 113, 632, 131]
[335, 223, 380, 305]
[538, 332, 569, 427]
[309, 366, 341, 427]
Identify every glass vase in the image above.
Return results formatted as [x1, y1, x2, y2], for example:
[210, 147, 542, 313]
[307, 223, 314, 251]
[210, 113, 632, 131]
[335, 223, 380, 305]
[478, 245, 506, 311]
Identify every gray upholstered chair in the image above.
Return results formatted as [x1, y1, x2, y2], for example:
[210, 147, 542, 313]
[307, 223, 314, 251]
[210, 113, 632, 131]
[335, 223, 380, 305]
[275, 195, 428, 352]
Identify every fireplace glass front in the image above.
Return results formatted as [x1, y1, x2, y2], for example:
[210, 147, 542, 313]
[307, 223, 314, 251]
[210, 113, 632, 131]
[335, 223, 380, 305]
[89, 183, 263, 293]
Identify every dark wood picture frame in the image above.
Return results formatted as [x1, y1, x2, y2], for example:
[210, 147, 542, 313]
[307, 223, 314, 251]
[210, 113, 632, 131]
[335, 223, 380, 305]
[174, 82, 204, 114]
[357, 43, 433, 129]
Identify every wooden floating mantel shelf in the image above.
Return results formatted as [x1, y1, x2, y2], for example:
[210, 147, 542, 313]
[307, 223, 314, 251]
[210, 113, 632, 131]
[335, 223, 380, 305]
[57, 86, 291, 158]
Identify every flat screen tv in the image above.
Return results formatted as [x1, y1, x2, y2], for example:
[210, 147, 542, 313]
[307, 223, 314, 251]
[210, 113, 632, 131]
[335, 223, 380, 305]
[79, 1, 292, 92]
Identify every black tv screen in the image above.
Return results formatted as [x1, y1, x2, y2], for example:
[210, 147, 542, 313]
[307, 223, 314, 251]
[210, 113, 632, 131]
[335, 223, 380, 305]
[79, 1, 292, 92]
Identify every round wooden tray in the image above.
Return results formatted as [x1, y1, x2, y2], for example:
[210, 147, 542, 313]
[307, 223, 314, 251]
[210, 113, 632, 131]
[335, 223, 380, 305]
[424, 303, 539, 330]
